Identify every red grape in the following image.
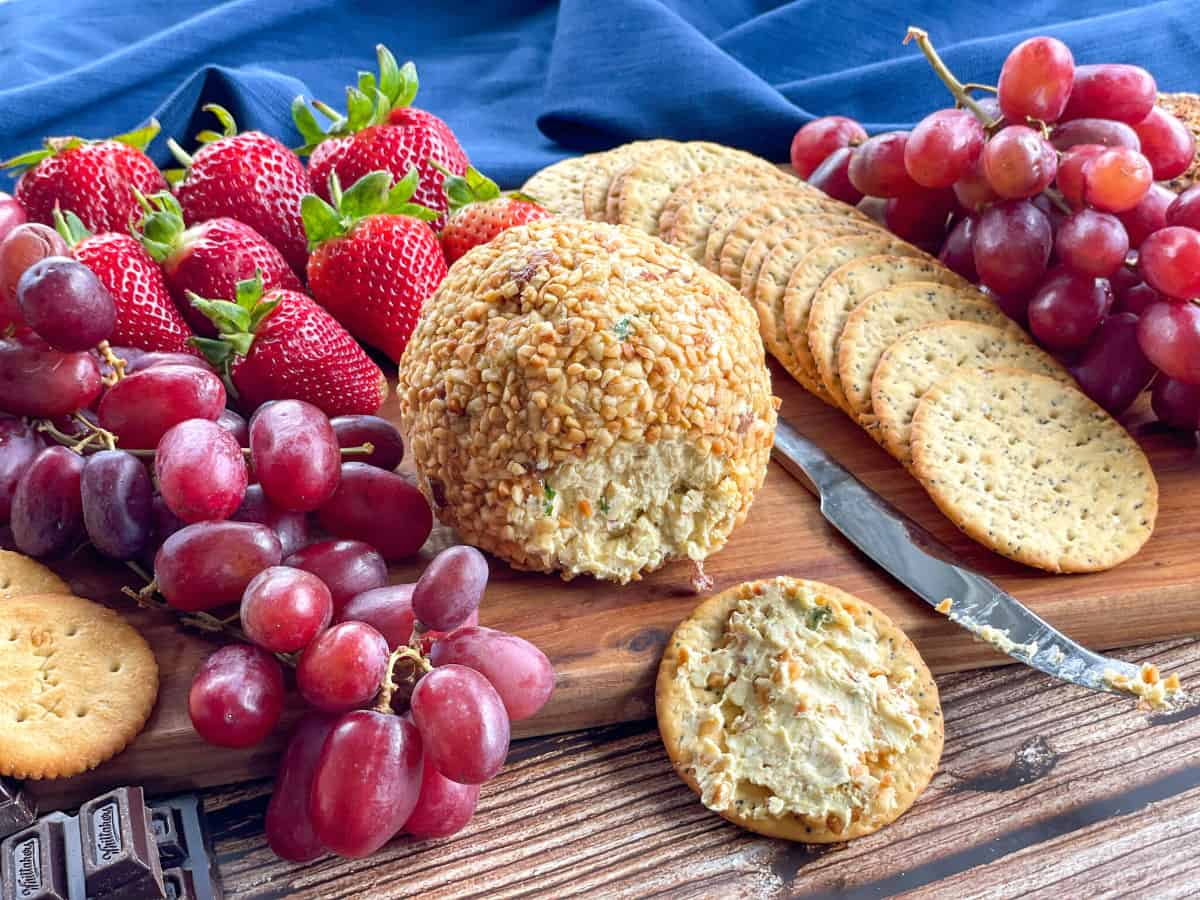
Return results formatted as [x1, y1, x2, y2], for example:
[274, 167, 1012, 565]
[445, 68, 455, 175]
[997, 36, 1074, 124]
[951, 154, 997, 212]
[1152, 376, 1200, 430]
[1138, 226, 1200, 300]
[250, 399, 340, 512]
[1137, 300, 1200, 383]
[1049, 118, 1141, 152]
[1113, 280, 1162, 316]
[981, 125, 1057, 199]
[1054, 209, 1129, 277]
[11, 446, 84, 557]
[806, 146, 863, 206]
[402, 755, 480, 840]
[904, 109, 985, 188]
[97, 365, 225, 449]
[431, 626, 555, 722]
[285, 539, 388, 613]
[847, 132, 920, 197]
[789, 116, 867, 178]
[265, 713, 337, 862]
[188, 644, 284, 749]
[0, 193, 27, 246]
[411, 545, 489, 632]
[242, 566, 333, 653]
[0, 336, 101, 417]
[1061, 64, 1157, 124]
[0, 418, 44, 523]
[156, 419, 247, 523]
[987, 286, 1032, 326]
[216, 408, 249, 446]
[411, 664, 510, 784]
[145, 494, 187, 562]
[81, 450, 152, 560]
[939, 215, 978, 282]
[1082, 147, 1153, 213]
[1117, 183, 1174, 248]
[1057, 144, 1107, 208]
[317, 463, 432, 561]
[16, 257, 116, 351]
[337, 584, 415, 650]
[0, 223, 68, 316]
[1027, 267, 1112, 350]
[884, 188, 955, 247]
[329, 414, 404, 471]
[974, 199, 1052, 296]
[1068, 313, 1157, 415]
[297, 621, 390, 712]
[230, 484, 309, 558]
[309, 710, 423, 858]
[155, 521, 282, 611]
[1166, 186, 1200, 231]
[1131, 106, 1195, 180]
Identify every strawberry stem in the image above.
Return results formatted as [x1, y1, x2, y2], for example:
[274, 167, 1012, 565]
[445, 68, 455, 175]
[166, 138, 194, 169]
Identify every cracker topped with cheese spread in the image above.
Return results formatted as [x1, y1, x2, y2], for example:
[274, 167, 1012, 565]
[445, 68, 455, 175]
[656, 577, 943, 842]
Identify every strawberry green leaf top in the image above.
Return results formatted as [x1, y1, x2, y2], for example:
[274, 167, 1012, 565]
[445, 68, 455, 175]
[0, 119, 161, 174]
[190, 270, 280, 386]
[301, 168, 437, 249]
[292, 45, 419, 153]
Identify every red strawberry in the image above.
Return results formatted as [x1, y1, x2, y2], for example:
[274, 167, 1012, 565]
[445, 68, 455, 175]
[135, 191, 301, 336]
[169, 105, 312, 276]
[2, 121, 166, 234]
[293, 46, 468, 228]
[303, 169, 446, 363]
[191, 273, 387, 416]
[55, 210, 194, 354]
[438, 166, 552, 264]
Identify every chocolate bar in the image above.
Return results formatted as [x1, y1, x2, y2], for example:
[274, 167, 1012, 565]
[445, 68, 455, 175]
[0, 779, 36, 841]
[0, 788, 222, 900]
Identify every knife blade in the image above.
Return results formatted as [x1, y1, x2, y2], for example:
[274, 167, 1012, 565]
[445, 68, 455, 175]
[771, 416, 1148, 697]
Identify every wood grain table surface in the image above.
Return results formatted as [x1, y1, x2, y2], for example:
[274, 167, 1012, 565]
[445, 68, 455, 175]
[201, 634, 1200, 899]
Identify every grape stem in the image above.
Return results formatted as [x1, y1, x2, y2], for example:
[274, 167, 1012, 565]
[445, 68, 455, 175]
[96, 341, 127, 385]
[35, 416, 375, 460]
[1043, 187, 1073, 215]
[121, 561, 298, 667]
[904, 27, 999, 129]
[375, 644, 432, 712]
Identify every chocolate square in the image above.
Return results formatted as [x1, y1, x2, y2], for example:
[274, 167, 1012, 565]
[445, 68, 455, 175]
[0, 779, 37, 841]
[0, 813, 80, 900]
[79, 787, 165, 900]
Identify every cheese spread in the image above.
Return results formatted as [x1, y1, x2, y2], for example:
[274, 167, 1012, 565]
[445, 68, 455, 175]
[671, 580, 930, 831]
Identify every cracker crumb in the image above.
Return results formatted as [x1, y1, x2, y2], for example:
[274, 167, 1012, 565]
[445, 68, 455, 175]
[935, 598, 953, 615]
[1103, 663, 1183, 710]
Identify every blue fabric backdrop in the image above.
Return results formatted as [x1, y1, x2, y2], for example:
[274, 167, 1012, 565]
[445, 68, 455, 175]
[1, 1, 1198, 188]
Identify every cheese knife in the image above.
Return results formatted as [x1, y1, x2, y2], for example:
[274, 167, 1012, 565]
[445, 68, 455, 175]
[771, 416, 1159, 699]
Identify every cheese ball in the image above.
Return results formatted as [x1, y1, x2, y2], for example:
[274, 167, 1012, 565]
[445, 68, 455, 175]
[397, 220, 777, 583]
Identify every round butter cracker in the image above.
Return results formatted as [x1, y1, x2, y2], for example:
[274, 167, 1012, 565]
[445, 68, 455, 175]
[836, 282, 1016, 423]
[520, 153, 606, 219]
[580, 140, 679, 221]
[660, 166, 804, 260]
[0, 550, 70, 601]
[0, 593, 159, 779]
[657, 576, 943, 843]
[783, 234, 925, 402]
[715, 193, 870, 289]
[910, 369, 1157, 573]
[609, 142, 781, 235]
[872, 321, 1069, 468]
[808, 255, 975, 412]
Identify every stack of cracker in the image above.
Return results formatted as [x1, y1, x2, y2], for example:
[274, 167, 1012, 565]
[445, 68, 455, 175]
[521, 143, 1159, 572]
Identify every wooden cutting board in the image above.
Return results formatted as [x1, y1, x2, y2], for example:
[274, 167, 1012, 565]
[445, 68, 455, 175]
[25, 362, 1200, 809]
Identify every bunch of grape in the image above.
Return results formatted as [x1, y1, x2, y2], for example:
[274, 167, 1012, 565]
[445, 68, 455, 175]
[0, 218, 558, 859]
[213, 544, 559, 861]
[792, 28, 1200, 427]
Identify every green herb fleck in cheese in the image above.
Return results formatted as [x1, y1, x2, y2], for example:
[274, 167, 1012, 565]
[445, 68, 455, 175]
[673, 580, 929, 828]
